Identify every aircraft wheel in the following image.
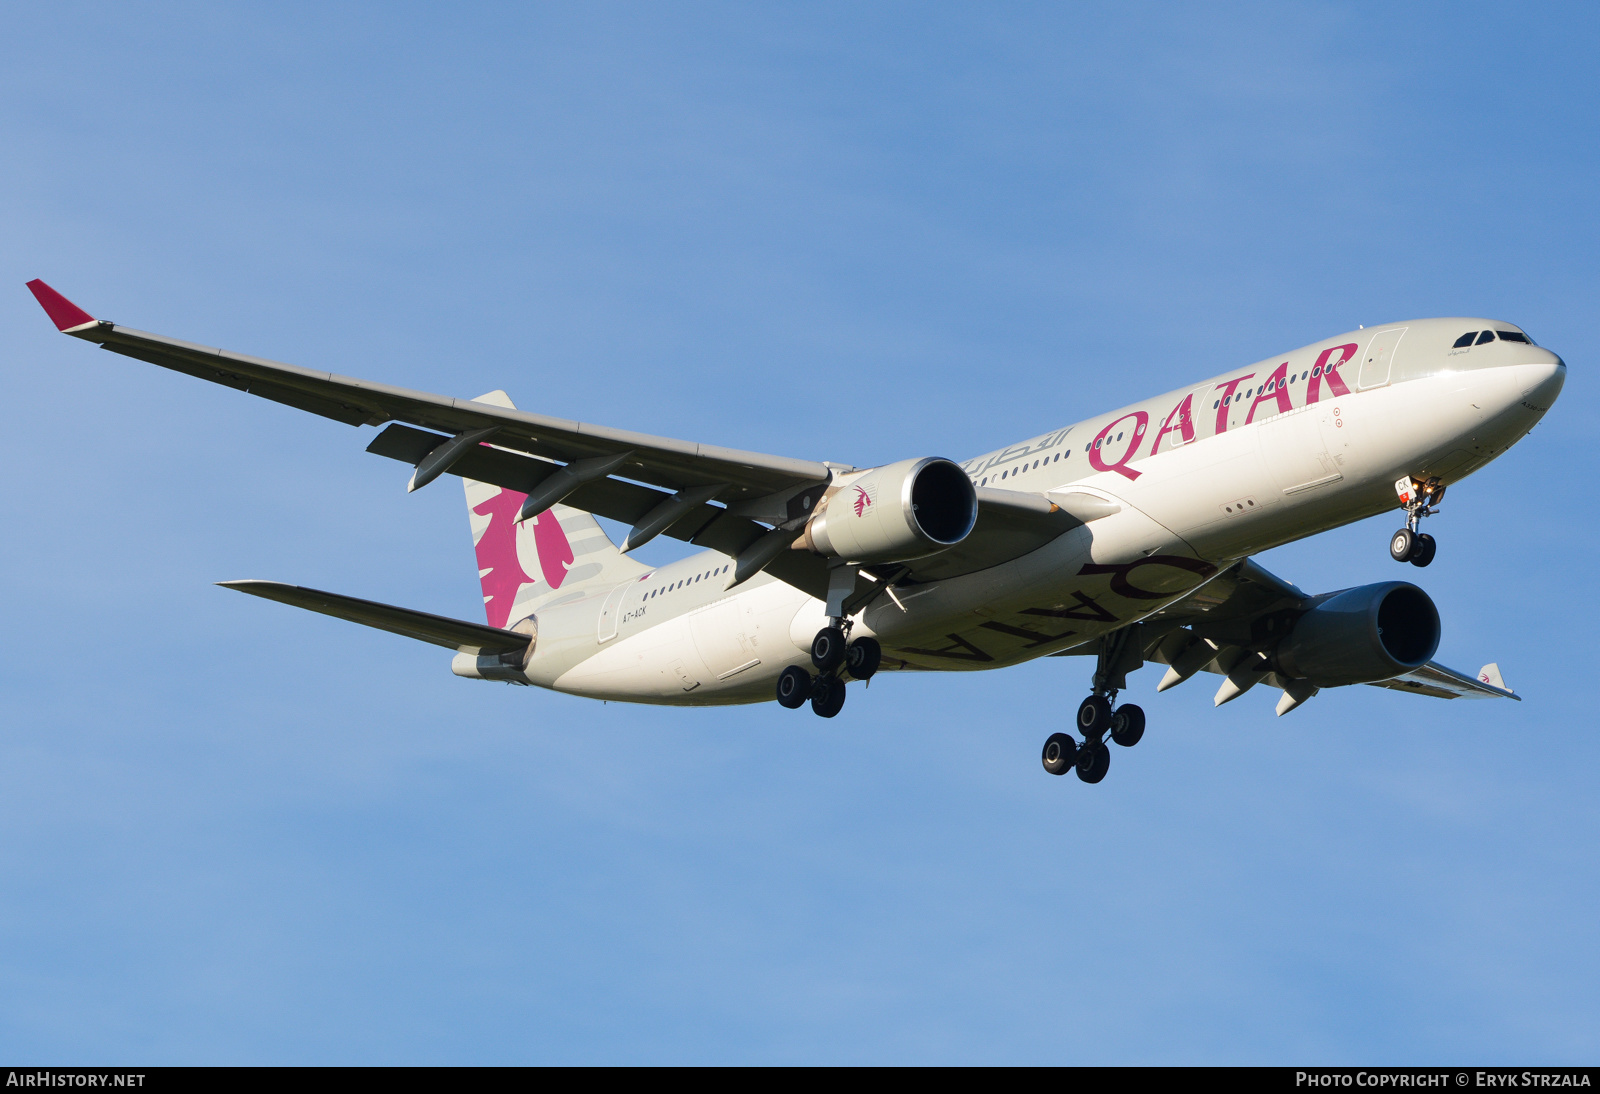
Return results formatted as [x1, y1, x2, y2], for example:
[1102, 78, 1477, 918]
[846, 637, 882, 680]
[1076, 694, 1112, 738]
[776, 665, 812, 709]
[1110, 704, 1145, 747]
[1076, 742, 1111, 784]
[1390, 528, 1416, 562]
[1410, 533, 1437, 568]
[811, 627, 847, 672]
[1041, 732, 1078, 776]
[811, 675, 847, 718]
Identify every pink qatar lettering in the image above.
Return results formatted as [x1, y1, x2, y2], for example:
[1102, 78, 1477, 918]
[1245, 362, 1294, 424]
[1212, 374, 1255, 434]
[1307, 343, 1357, 403]
[1089, 412, 1149, 481]
[1150, 393, 1196, 454]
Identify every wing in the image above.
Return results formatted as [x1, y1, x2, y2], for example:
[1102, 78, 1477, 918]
[1110, 557, 1518, 709]
[30, 281, 1090, 599]
[1367, 661, 1519, 700]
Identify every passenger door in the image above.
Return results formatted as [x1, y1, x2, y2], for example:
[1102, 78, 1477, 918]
[596, 581, 632, 642]
[1357, 327, 1408, 390]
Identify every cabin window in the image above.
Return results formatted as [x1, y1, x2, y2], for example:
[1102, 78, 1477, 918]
[1001, 470, 1007, 479]
[1032, 460, 1039, 469]
[1453, 331, 1478, 348]
[1497, 330, 1531, 343]
[1475, 330, 1497, 345]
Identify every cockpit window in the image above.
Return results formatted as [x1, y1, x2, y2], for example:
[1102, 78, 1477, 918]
[1475, 330, 1497, 345]
[1453, 332, 1478, 348]
[1496, 330, 1531, 343]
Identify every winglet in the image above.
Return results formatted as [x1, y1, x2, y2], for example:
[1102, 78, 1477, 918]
[25, 279, 97, 331]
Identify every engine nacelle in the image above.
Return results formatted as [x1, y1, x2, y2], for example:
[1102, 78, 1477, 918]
[798, 457, 977, 564]
[1276, 581, 1441, 687]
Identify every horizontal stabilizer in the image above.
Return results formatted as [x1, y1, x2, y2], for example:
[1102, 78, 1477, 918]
[218, 580, 530, 654]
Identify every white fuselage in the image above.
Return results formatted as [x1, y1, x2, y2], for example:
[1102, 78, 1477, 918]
[497, 318, 1565, 705]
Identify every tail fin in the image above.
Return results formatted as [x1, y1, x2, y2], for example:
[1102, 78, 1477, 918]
[462, 390, 648, 629]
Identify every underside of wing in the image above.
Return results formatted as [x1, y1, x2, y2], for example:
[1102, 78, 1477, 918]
[1087, 557, 1520, 713]
[1367, 661, 1519, 700]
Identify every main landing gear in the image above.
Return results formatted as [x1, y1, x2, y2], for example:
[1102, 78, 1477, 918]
[1390, 475, 1443, 568]
[1041, 632, 1146, 784]
[775, 562, 882, 719]
[775, 633, 880, 718]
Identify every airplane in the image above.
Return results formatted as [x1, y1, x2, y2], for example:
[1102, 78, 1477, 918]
[25, 279, 1566, 784]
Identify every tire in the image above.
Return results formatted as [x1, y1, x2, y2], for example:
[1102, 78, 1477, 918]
[1390, 528, 1416, 562]
[845, 637, 882, 680]
[1110, 704, 1145, 747]
[1410, 533, 1436, 568]
[811, 675, 847, 718]
[1076, 743, 1111, 784]
[811, 627, 847, 672]
[776, 665, 812, 709]
[1076, 694, 1112, 737]
[1041, 732, 1078, 776]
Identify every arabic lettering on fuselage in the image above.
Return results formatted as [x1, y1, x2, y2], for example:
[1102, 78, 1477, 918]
[961, 342, 1359, 483]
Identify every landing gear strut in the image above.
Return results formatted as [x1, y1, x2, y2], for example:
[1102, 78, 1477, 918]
[1040, 631, 1147, 783]
[1390, 475, 1443, 568]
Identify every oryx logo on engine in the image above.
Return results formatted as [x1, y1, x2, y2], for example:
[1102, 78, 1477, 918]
[853, 485, 873, 517]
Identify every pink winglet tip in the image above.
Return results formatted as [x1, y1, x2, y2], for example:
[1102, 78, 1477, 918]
[25, 279, 96, 331]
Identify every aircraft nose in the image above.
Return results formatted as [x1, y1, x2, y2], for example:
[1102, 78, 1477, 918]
[1512, 351, 1566, 413]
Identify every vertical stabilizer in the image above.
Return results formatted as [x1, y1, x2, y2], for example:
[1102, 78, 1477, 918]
[462, 391, 648, 628]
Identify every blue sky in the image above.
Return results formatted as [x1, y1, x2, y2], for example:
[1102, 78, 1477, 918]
[2, 1, 1596, 1064]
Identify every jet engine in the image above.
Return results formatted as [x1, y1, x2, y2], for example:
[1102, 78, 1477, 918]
[1275, 581, 1441, 687]
[797, 457, 977, 564]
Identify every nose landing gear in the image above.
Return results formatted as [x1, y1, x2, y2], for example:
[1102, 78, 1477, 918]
[1390, 476, 1443, 567]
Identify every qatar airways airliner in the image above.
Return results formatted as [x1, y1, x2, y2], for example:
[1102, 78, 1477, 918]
[27, 280, 1564, 784]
